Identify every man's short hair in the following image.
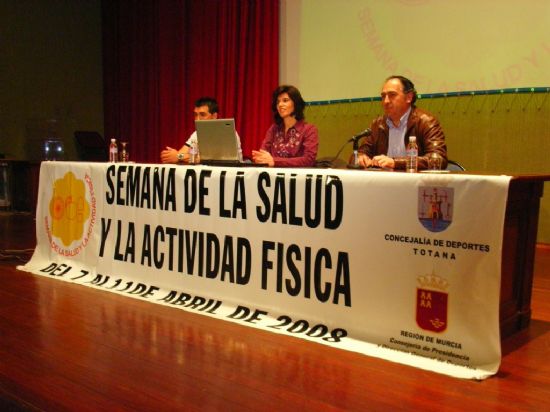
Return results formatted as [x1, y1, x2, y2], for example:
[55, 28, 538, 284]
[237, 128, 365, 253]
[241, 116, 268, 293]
[195, 97, 219, 114]
[386, 75, 417, 104]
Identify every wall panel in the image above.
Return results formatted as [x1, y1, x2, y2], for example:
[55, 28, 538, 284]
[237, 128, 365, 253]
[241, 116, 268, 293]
[306, 91, 550, 242]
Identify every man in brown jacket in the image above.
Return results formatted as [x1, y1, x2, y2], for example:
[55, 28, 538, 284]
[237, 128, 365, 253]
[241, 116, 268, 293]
[355, 75, 447, 170]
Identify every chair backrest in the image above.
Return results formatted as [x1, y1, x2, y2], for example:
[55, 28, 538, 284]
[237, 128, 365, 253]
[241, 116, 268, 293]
[446, 160, 466, 171]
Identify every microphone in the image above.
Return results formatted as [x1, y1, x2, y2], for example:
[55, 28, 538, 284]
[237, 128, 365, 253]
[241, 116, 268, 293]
[348, 128, 372, 143]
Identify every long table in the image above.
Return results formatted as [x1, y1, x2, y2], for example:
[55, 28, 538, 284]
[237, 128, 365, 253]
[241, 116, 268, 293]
[19, 162, 549, 379]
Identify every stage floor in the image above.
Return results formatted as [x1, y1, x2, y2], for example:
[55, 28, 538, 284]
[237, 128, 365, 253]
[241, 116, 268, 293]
[1, 212, 550, 411]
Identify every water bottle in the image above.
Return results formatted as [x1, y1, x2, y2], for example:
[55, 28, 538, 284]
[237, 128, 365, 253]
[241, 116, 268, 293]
[109, 138, 118, 163]
[406, 135, 418, 173]
[189, 141, 198, 164]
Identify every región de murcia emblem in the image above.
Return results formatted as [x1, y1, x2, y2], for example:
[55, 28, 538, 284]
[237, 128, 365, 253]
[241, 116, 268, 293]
[416, 272, 449, 333]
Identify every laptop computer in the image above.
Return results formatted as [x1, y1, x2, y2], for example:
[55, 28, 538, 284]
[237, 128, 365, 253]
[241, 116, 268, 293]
[195, 118, 246, 166]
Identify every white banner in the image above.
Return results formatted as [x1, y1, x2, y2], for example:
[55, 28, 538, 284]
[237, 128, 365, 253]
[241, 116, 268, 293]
[20, 162, 511, 379]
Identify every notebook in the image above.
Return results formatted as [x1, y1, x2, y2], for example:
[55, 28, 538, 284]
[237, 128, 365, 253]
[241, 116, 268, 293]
[195, 118, 245, 166]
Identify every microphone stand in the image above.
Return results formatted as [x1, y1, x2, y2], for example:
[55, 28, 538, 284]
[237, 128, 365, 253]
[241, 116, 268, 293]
[316, 133, 368, 168]
[346, 138, 363, 169]
[316, 139, 351, 168]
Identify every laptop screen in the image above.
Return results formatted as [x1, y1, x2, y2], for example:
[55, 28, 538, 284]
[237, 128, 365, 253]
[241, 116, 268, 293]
[195, 119, 243, 162]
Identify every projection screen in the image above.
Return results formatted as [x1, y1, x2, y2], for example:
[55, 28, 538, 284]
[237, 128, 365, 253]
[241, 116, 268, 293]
[280, 0, 550, 100]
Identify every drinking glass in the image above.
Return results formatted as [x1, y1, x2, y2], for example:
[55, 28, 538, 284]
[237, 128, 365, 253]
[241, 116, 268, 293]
[428, 152, 443, 171]
[120, 142, 129, 162]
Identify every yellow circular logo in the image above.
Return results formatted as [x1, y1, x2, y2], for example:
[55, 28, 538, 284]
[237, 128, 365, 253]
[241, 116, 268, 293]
[46, 171, 96, 255]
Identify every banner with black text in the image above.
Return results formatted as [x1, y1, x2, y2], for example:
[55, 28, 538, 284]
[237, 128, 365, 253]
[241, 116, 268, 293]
[20, 162, 511, 379]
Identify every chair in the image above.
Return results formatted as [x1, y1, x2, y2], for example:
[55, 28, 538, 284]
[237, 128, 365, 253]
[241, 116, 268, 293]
[446, 160, 466, 171]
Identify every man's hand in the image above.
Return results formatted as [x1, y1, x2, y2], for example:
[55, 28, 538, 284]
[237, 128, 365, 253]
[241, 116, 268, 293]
[160, 147, 179, 164]
[161, 146, 190, 164]
[357, 153, 373, 168]
[372, 154, 395, 169]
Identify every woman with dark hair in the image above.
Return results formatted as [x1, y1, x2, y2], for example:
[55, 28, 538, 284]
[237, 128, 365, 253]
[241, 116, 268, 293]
[252, 85, 318, 167]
